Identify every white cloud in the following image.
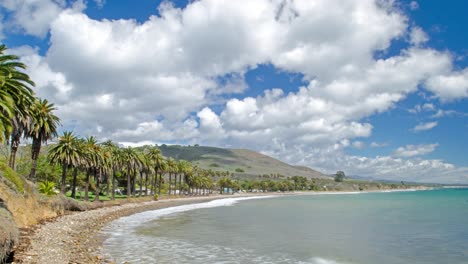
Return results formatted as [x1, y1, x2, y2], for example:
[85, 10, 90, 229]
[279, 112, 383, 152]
[409, 26, 429, 46]
[412, 121, 438, 132]
[370, 142, 388, 148]
[0, 0, 66, 37]
[4, 0, 467, 182]
[426, 69, 468, 100]
[393, 143, 438, 157]
[352, 141, 365, 149]
[409, 1, 419, 11]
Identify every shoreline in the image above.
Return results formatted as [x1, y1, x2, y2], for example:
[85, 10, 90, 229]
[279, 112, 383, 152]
[12, 188, 431, 263]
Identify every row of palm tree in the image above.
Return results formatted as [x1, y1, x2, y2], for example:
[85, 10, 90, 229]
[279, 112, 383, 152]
[47, 131, 216, 201]
[0, 43, 219, 200]
[0, 44, 61, 182]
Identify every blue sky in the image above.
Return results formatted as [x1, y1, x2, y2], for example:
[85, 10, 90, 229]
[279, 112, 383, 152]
[0, 0, 467, 183]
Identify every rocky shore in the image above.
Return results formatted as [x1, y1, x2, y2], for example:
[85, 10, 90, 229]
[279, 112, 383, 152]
[11, 195, 239, 264]
[11, 187, 431, 264]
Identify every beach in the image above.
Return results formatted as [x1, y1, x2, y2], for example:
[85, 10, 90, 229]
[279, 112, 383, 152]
[12, 193, 273, 264]
[11, 187, 433, 264]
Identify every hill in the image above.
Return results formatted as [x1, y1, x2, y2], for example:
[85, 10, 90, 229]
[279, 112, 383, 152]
[158, 145, 329, 179]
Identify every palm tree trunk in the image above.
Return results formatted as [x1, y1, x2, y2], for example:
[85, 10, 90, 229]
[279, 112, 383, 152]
[111, 169, 116, 200]
[60, 162, 67, 194]
[71, 167, 78, 199]
[29, 137, 42, 182]
[126, 171, 131, 197]
[8, 136, 20, 170]
[139, 171, 143, 197]
[168, 173, 172, 195]
[178, 174, 182, 195]
[84, 169, 90, 201]
[94, 169, 100, 202]
[145, 172, 149, 196]
[158, 172, 162, 195]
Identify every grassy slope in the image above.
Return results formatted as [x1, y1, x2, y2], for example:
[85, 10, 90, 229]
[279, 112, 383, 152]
[159, 145, 329, 179]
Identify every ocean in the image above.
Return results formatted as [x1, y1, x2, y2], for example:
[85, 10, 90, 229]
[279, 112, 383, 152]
[101, 188, 468, 264]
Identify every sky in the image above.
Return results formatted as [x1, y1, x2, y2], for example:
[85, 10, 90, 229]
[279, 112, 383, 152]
[0, 0, 467, 183]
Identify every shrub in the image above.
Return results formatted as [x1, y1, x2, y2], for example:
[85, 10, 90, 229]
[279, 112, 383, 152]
[38, 181, 56, 196]
[235, 168, 245, 173]
[209, 163, 220, 167]
[153, 194, 159, 201]
[0, 162, 24, 193]
[334, 171, 345, 182]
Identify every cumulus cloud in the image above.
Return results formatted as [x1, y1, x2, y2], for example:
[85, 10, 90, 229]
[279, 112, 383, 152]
[3, 0, 467, 182]
[393, 143, 438, 157]
[411, 121, 438, 132]
[426, 69, 468, 100]
[0, 0, 66, 37]
[409, 26, 429, 46]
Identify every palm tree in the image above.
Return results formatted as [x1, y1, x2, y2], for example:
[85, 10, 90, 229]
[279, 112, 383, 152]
[101, 140, 121, 200]
[166, 157, 176, 195]
[82, 136, 100, 201]
[0, 44, 35, 144]
[28, 98, 60, 181]
[0, 89, 14, 143]
[48, 131, 81, 194]
[177, 160, 190, 195]
[121, 147, 140, 197]
[8, 113, 30, 170]
[145, 147, 165, 195]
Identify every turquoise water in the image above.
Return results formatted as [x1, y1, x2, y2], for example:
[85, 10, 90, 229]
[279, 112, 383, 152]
[102, 189, 468, 264]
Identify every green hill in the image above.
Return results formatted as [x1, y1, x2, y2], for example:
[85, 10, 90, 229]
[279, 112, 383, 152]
[158, 145, 329, 179]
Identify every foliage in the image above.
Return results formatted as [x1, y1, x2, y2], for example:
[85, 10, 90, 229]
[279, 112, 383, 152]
[38, 181, 56, 196]
[235, 168, 245, 173]
[153, 194, 159, 201]
[0, 162, 24, 193]
[334, 171, 345, 182]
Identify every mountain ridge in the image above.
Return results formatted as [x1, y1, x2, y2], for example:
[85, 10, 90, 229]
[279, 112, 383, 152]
[157, 145, 329, 179]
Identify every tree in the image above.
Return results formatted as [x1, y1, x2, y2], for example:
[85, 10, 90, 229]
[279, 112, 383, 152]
[121, 147, 140, 197]
[166, 158, 176, 195]
[0, 44, 35, 144]
[101, 140, 121, 200]
[48, 131, 81, 194]
[28, 99, 60, 181]
[334, 171, 345, 182]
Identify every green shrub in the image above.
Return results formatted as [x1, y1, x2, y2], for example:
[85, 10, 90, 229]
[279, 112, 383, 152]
[0, 162, 24, 193]
[235, 168, 245, 173]
[153, 194, 159, 201]
[39, 181, 56, 196]
[209, 163, 220, 167]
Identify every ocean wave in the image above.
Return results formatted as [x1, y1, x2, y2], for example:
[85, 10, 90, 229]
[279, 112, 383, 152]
[101, 196, 276, 242]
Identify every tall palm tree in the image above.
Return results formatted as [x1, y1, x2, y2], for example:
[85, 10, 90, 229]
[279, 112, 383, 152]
[166, 157, 176, 195]
[121, 147, 140, 197]
[177, 160, 190, 195]
[0, 44, 35, 144]
[8, 112, 30, 170]
[82, 136, 100, 201]
[101, 140, 121, 200]
[28, 98, 60, 181]
[145, 147, 164, 195]
[48, 131, 81, 194]
[0, 89, 14, 143]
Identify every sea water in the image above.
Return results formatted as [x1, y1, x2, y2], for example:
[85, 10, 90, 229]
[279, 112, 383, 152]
[101, 188, 468, 264]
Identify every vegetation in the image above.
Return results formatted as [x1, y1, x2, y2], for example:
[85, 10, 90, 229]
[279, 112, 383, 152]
[334, 171, 345, 182]
[0, 162, 24, 193]
[38, 181, 56, 196]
